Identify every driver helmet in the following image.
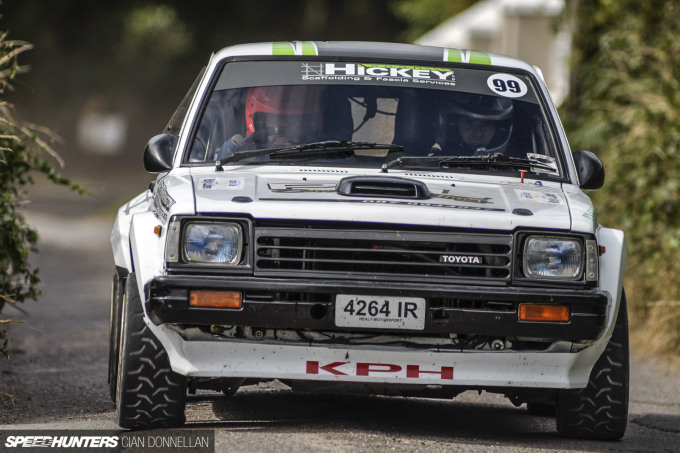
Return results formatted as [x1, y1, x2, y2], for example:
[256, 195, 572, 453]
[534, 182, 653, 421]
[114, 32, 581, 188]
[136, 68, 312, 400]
[437, 94, 513, 155]
[245, 85, 322, 146]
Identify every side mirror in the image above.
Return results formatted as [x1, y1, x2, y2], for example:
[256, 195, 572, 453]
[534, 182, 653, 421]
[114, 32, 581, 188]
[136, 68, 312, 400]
[572, 150, 605, 190]
[143, 134, 178, 173]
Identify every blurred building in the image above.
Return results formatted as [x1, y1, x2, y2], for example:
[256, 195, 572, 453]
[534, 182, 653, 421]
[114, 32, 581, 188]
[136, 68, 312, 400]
[417, 0, 569, 104]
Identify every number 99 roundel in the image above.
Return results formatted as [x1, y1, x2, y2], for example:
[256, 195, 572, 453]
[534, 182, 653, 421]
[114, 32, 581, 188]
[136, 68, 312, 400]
[487, 73, 528, 98]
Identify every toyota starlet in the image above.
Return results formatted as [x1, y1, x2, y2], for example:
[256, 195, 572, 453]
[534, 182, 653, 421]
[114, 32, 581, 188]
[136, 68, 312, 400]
[110, 41, 627, 439]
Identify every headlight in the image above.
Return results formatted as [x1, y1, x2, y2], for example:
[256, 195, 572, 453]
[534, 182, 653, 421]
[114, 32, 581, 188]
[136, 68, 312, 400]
[523, 236, 583, 280]
[182, 222, 243, 265]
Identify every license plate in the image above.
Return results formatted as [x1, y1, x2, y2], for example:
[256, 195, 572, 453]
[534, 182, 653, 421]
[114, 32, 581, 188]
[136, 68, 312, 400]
[335, 295, 425, 330]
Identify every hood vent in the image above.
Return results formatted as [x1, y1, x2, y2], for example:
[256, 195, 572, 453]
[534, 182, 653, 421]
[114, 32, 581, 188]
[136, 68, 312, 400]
[337, 176, 430, 199]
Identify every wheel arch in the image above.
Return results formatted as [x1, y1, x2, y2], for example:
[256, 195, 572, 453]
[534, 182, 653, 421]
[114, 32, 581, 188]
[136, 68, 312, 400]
[111, 190, 154, 273]
[596, 227, 626, 340]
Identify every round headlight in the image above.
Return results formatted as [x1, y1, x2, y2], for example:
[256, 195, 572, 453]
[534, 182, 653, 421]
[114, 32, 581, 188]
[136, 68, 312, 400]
[183, 222, 243, 265]
[523, 236, 583, 280]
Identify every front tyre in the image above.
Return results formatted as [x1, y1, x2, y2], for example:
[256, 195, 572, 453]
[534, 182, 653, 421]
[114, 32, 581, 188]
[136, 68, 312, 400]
[116, 273, 187, 429]
[556, 290, 629, 440]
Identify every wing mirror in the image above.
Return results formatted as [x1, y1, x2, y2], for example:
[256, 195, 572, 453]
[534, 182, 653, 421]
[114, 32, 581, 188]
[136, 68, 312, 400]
[143, 134, 178, 173]
[572, 150, 605, 190]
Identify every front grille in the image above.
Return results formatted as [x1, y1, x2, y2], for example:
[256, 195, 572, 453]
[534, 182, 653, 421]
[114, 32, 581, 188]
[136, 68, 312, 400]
[254, 225, 512, 284]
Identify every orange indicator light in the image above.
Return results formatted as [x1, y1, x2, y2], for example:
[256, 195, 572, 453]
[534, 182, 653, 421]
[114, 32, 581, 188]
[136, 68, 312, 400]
[189, 290, 242, 309]
[154, 225, 162, 236]
[518, 303, 570, 322]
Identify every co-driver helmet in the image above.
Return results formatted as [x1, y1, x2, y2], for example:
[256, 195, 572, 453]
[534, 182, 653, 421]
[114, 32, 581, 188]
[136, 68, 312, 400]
[437, 93, 513, 155]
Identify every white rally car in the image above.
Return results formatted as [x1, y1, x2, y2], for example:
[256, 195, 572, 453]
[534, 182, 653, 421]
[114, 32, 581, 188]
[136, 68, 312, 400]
[110, 41, 627, 438]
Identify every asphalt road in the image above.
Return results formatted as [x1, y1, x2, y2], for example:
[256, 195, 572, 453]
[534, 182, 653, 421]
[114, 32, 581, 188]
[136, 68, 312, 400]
[1, 190, 679, 452]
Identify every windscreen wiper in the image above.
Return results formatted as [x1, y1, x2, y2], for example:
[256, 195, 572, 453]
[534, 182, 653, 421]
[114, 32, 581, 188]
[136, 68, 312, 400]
[382, 152, 556, 174]
[217, 139, 403, 170]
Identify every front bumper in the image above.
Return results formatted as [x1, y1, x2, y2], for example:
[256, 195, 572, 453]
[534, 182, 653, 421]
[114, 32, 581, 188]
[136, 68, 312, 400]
[152, 323, 607, 389]
[145, 275, 608, 341]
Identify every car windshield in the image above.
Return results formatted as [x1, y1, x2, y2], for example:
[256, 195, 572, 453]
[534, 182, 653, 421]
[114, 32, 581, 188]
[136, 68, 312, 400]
[185, 60, 562, 178]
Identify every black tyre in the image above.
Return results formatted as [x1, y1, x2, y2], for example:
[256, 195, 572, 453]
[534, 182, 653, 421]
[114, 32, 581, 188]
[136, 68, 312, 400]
[556, 290, 629, 440]
[116, 273, 187, 429]
[108, 269, 125, 402]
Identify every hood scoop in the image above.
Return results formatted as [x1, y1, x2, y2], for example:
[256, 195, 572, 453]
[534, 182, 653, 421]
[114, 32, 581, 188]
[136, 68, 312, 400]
[337, 176, 430, 199]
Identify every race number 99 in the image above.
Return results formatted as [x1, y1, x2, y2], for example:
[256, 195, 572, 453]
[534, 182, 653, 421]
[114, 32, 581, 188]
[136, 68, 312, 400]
[487, 74, 527, 98]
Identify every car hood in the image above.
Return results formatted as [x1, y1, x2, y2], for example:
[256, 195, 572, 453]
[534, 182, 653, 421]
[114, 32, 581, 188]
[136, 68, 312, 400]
[185, 167, 585, 232]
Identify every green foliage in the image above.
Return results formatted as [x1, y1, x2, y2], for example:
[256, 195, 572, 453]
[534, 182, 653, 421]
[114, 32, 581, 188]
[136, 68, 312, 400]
[562, 0, 680, 353]
[390, 0, 479, 41]
[119, 5, 192, 62]
[0, 32, 83, 357]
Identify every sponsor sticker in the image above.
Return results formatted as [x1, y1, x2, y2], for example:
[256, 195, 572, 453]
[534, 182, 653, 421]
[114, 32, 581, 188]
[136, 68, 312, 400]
[526, 153, 559, 174]
[301, 62, 456, 87]
[515, 189, 561, 204]
[153, 179, 175, 223]
[268, 182, 336, 193]
[307, 361, 454, 380]
[583, 206, 598, 226]
[258, 197, 506, 211]
[199, 177, 245, 190]
[434, 193, 493, 204]
[487, 73, 528, 98]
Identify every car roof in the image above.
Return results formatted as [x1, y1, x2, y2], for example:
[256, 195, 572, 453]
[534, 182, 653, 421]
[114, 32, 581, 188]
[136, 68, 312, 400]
[211, 41, 538, 75]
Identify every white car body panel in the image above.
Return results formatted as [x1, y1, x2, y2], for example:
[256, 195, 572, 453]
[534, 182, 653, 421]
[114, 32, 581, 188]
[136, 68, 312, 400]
[111, 190, 153, 272]
[189, 166, 573, 231]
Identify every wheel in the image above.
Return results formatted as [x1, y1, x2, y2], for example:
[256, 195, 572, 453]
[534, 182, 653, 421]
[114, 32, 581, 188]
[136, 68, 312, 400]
[556, 290, 629, 439]
[108, 269, 125, 402]
[115, 273, 187, 429]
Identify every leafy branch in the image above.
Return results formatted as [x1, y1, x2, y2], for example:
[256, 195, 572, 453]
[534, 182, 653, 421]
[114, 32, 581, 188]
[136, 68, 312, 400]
[0, 32, 84, 358]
